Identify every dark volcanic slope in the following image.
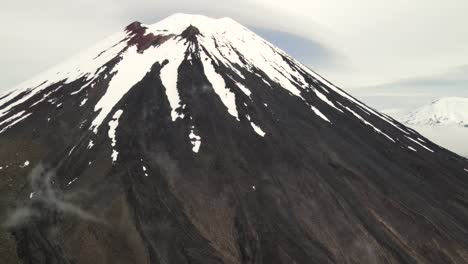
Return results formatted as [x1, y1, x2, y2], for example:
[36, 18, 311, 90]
[1, 14, 468, 264]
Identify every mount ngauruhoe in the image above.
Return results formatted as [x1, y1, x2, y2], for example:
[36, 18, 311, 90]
[1, 14, 468, 264]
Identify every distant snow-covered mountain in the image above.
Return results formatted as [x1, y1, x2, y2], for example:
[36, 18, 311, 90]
[402, 97, 468, 127]
[400, 97, 468, 158]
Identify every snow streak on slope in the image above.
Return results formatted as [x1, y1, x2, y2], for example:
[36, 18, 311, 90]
[404, 135, 434, 152]
[408, 146, 417, 152]
[0, 111, 32, 134]
[250, 121, 266, 137]
[0, 31, 130, 119]
[313, 89, 343, 113]
[245, 114, 266, 136]
[0, 111, 27, 128]
[403, 125, 467, 158]
[159, 39, 189, 121]
[91, 38, 189, 132]
[277, 51, 413, 136]
[200, 51, 239, 120]
[402, 97, 468, 126]
[108, 110, 124, 162]
[310, 106, 331, 123]
[236, 82, 252, 98]
[337, 102, 395, 143]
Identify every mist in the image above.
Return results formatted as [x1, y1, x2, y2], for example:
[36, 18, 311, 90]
[409, 125, 468, 158]
[4, 164, 101, 229]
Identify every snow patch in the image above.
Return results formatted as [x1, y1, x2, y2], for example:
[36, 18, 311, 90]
[250, 122, 266, 137]
[80, 98, 88, 107]
[108, 109, 124, 163]
[311, 106, 331, 123]
[20, 161, 30, 168]
[189, 126, 202, 153]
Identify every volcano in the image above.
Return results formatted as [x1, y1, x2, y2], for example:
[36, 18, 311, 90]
[402, 97, 468, 127]
[1, 14, 468, 264]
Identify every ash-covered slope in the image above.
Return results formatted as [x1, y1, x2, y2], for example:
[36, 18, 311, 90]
[402, 97, 468, 127]
[1, 14, 468, 264]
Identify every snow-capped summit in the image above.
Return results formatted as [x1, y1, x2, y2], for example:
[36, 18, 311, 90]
[146, 13, 244, 33]
[402, 97, 468, 126]
[1, 14, 468, 263]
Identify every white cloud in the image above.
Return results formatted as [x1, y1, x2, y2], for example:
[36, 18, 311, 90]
[354, 64, 468, 115]
[1, 0, 467, 92]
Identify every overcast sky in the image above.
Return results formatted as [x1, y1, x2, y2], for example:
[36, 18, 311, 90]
[2, 0, 467, 113]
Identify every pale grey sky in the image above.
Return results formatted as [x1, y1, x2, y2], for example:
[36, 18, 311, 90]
[1, 0, 467, 112]
[355, 64, 468, 115]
